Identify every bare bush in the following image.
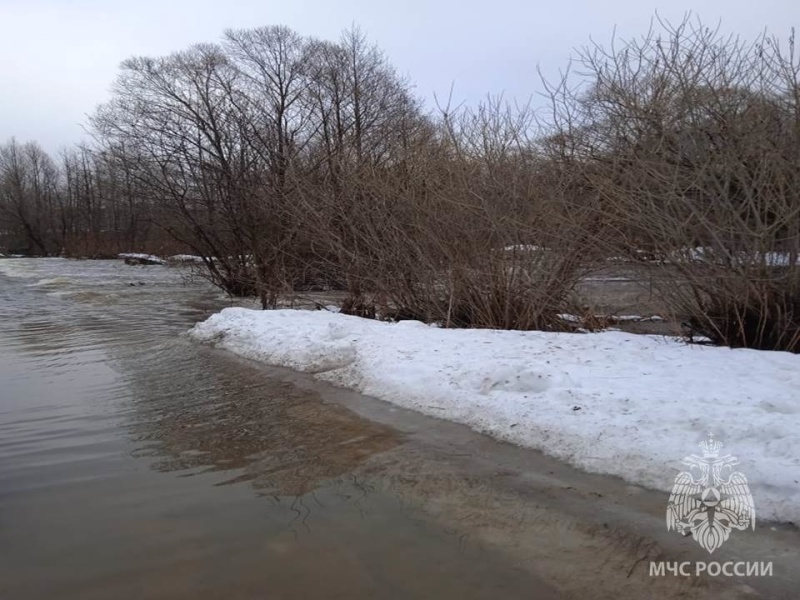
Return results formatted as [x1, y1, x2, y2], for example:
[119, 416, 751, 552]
[85, 24, 606, 329]
[544, 16, 800, 350]
[11, 17, 798, 349]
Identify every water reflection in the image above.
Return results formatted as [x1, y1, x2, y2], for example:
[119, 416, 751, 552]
[123, 341, 400, 496]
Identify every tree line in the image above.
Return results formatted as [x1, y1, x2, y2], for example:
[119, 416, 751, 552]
[2, 17, 799, 350]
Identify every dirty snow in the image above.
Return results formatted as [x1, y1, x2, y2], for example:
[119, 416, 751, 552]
[607, 247, 800, 267]
[189, 308, 800, 523]
[118, 253, 166, 265]
[558, 314, 664, 324]
[167, 254, 206, 263]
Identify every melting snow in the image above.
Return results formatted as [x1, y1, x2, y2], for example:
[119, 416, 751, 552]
[190, 308, 800, 522]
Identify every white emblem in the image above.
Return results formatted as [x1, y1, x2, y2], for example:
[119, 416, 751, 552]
[666, 433, 755, 553]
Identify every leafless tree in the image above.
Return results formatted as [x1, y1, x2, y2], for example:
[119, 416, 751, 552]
[0, 139, 62, 255]
[544, 16, 800, 349]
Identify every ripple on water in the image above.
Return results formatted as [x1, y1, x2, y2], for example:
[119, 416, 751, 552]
[0, 258, 563, 600]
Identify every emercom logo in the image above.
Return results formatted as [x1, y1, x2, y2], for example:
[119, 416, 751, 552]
[666, 433, 756, 553]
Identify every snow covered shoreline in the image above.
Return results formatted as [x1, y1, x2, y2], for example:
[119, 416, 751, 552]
[189, 308, 800, 522]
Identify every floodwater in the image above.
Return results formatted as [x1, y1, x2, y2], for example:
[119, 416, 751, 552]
[0, 259, 554, 599]
[0, 259, 797, 600]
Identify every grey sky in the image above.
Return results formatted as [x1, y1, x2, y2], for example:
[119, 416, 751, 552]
[1, 0, 796, 152]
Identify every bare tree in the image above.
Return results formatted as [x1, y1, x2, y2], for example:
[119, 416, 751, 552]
[0, 139, 62, 255]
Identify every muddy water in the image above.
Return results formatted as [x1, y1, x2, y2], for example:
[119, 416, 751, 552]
[1, 259, 797, 600]
[0, 259, 558, 599]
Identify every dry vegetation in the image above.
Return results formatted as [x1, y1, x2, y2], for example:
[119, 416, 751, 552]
[1, 17, 799, 350]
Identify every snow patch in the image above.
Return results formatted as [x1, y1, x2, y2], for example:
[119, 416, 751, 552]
[167, 254, 206, 263]
[189, 308, 800, 522]
[118, 253, 166, 265]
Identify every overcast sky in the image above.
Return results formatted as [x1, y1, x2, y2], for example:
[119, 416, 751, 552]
[0, 0, 796, 152]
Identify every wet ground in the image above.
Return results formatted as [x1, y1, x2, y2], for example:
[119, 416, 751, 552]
[0, 258, 797, 599]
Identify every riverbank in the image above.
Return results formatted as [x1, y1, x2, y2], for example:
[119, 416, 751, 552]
[190, 307, 800, 524]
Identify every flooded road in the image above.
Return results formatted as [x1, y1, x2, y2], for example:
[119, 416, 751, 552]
[0, 259, 797, 599]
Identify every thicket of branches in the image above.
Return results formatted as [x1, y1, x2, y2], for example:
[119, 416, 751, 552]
[0, 139, 173, 256]
[544, 19, 800, 350]
[84, 24, 599, 328]
[2, 17, 799, 349]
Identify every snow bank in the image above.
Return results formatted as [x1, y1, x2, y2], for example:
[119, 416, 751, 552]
[607, 247, 800, 267]
[167, 254, 206, 263]
[118, 253, 166, 265]
[189, 308, 800, 522]
[558, 313, 664, 324]
[673, 247, 800, 266]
